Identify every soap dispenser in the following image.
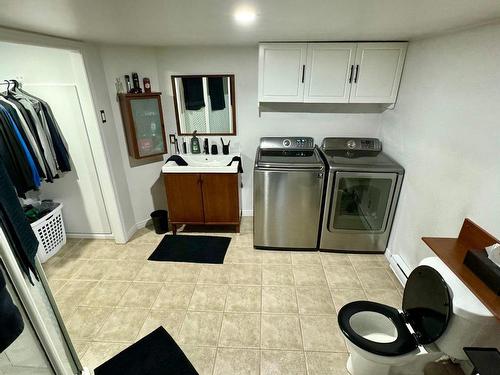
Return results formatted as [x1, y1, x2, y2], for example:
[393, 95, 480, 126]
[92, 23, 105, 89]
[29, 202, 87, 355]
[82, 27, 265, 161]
[191, 130, 201, 154]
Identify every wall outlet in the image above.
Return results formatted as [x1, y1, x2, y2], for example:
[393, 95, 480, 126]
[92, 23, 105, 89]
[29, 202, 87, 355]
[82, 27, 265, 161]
[169, 134, 176, 144]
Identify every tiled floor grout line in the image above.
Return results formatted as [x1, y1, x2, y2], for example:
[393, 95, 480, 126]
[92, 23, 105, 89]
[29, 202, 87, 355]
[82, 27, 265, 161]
[291, 260, 309, 374]
[212, 275, 231, 375]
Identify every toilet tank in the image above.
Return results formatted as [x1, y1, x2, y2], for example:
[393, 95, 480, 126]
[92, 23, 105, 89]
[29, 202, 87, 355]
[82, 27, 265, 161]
[419, 257, 499, 360]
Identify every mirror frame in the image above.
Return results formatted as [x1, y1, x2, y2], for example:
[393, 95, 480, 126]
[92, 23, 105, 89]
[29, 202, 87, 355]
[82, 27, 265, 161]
[171, 74, 237, 136]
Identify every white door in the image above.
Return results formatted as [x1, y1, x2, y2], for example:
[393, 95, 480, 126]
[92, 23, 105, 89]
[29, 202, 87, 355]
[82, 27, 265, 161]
[25, 85, 112, 236]
[258, 43, 307, 102]
[349, 42, 407, 103]
[304, 43, 357, 103]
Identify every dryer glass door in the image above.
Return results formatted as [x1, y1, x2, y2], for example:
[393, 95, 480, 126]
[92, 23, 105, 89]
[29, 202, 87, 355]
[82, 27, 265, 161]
[328, 172, 397, 233]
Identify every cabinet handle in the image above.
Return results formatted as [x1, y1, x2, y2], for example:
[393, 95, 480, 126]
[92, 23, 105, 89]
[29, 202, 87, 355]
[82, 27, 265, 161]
[348, 65, 354, 83]
[354, 64, 360, 83]
[301, 65, 305, 83]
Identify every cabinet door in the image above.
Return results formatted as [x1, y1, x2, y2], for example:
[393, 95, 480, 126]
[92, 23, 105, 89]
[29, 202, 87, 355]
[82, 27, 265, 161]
[201, 174, 239, 224]
[349, 42, 407, 103]
[258, 43, 307, 102]
[164, 173, 204, 223]
[303, 43, 357, 103]
[128, 96, 167, 158]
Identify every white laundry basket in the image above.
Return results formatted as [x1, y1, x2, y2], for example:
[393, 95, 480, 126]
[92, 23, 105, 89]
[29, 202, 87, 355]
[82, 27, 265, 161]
[30, 202, 66, 263]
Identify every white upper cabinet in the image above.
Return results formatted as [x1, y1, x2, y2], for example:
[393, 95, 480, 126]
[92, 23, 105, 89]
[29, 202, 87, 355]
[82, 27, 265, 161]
[258, 42, 408, 105]
[258, 43, 307, 102]
[348, 42, 407, 103]
[303, 43, 357, 103]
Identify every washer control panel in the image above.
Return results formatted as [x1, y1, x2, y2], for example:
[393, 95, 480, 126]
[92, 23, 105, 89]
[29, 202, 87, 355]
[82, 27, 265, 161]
[260, 137, 315, 150]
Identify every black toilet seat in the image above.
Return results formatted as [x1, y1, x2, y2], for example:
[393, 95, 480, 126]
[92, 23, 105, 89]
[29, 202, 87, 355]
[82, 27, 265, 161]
[338, 301, 418, 356]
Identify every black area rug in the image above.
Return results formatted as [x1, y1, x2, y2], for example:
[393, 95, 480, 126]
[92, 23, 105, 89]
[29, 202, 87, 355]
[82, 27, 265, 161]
[148, 235, 231, 264]
[94, 327, 198, 375]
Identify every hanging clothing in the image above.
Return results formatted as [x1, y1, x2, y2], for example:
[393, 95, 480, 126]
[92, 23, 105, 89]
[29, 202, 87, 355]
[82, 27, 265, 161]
[208, 77, 226, 111]
[0, 96, 45, 177]
[182, 77, 205, 110]
[39, 101, 70, 172]
[0, 108, 36, 195]
[0, 270, 25, 353]
[18, 88, 70, 172]
[0, 104, 41, 189]
[4, 97, 48, 174]
[0, 85, 71, 192]
[11, 91, 60, 176]
[0, 158, 39, 284]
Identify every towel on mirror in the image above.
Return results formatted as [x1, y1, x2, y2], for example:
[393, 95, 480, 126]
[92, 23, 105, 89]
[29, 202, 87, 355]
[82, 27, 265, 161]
[182, 77, 205, 110]
[208, 77, 226, 111]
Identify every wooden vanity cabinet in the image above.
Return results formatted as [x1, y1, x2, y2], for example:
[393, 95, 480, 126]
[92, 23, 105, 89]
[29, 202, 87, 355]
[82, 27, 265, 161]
[164, 173, 241, 233]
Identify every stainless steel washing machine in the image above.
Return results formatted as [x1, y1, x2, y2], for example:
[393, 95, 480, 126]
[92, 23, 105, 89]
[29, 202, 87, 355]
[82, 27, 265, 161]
[253, 137, 325, 250]
[319, 137, 404, 253]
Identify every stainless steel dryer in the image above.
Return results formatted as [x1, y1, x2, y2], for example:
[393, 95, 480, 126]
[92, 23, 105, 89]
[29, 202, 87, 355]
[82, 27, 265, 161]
[254, 137, 325, 249]
[319, 138, 404, 253]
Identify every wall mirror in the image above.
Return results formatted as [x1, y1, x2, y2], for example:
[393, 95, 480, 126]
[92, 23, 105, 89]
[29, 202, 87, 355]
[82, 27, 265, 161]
[171, 74, 236, 135]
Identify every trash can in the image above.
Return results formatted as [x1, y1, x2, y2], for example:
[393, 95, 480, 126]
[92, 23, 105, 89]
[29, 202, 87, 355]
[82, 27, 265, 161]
[151, 210, 169, 234]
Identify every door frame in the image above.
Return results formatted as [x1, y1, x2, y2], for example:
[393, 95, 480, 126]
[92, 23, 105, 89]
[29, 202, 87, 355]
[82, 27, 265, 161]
[0, 229, 82, 374]
[0, 26, 130, 243]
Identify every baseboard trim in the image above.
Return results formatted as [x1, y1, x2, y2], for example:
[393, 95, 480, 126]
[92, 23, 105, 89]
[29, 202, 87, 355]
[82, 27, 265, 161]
[385, 247, 410, 286]
[66, 233, 114, 240]
[125, 223, 138, 243]
[135, 217, 151, 229]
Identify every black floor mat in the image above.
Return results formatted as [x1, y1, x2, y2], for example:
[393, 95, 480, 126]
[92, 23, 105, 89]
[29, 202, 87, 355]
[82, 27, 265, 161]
[94, 327, 198, 375]
[148, 235, 231, 264]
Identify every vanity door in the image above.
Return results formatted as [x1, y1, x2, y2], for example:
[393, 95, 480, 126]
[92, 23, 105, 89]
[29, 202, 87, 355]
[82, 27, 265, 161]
[164, 173, 204, 224]
[201, 173, 240, 224]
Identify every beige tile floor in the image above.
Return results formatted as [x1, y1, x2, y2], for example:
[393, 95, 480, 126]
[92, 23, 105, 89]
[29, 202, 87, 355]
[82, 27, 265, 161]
[42, 217, 404, 375]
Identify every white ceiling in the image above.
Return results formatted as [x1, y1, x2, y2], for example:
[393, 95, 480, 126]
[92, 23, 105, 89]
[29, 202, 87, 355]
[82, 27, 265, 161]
[1, 0, 500, 46]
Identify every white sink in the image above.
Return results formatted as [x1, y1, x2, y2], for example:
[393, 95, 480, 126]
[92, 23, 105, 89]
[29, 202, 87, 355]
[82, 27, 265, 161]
[161, 153, 241, 173]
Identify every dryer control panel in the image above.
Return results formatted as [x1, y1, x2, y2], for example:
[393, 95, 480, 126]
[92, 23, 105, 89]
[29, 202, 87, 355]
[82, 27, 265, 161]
[322, 137, 382, 152]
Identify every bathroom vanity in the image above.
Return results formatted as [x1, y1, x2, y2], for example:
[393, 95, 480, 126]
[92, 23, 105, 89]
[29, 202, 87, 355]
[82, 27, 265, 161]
[162, 154, 242, 234]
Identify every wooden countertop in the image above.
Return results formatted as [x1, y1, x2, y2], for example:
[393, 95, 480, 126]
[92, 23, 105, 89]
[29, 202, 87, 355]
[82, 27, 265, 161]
[422, 219, 499, 319]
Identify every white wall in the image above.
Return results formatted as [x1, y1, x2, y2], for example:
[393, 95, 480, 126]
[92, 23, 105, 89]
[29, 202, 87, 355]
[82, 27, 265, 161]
[156, 46, 383, 213]
[99, 45, 168, 227]
[381, 23, 500, 268]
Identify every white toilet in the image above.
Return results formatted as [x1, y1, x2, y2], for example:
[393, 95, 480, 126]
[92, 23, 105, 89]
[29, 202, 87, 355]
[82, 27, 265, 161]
[337, 256, 499, 375]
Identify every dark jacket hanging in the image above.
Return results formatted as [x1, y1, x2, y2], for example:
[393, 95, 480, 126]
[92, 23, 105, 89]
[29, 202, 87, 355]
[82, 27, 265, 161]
[0, 159, 39, 284]
[6, 96, 51, 180]
[182, 77, 205, 110]
[0, 108, 36, 195]
[0, 99, 44, 178]
[0, 270, 24, 353]
[39, 101, 71, 172]
[0, 106, 36, 197]
[208, 77, 226, 111]
[0, 105, 41, 189]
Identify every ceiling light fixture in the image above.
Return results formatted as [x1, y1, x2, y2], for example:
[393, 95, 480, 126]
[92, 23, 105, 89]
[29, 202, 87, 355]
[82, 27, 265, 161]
[234, 6, 257, 25]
